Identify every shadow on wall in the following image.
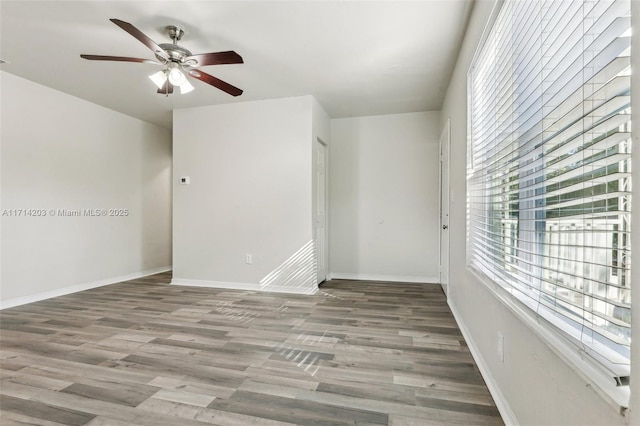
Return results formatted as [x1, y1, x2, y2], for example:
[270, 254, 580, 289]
[140, 125, 172, 271]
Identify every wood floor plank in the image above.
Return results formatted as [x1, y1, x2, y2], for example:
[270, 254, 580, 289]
[0, 272, 503, 425]
[0, 394, 96, 426]
[1, 410, 69, 426]
[293, 386, 501, 426]
[84, 416, 133, 426]
[151, 388, 216, 407]
[2, 371, 72, 392]
[209, 390, 388, 425]
[146, 376, 236, 399]
[60, 382, 159, 408]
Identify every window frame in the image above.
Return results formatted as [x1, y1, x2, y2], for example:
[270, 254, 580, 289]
[465, 0, 631, 410]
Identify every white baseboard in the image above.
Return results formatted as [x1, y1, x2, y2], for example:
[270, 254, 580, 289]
[172, 278, 319, 295]
[448, 302, 519, 426]
[260, 285, 318, 295]
[0, 266, 172, 310]
[327, 273, 438, 284]
[171, 278, 257, 291]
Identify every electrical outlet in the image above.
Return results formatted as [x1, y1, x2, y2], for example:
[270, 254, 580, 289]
[497, 332, 504, 363]
[245, 254, 252, 265]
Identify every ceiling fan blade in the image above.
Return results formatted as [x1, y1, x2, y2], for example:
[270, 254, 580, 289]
[185, 51, 243, 67]
[157, 81, 174, 94]
[110, 18, 169, 61]
[81, 54, 159, 64]
[188, 69, 243, 96]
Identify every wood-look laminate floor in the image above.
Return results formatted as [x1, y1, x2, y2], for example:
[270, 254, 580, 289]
[0, 272, 503, 426]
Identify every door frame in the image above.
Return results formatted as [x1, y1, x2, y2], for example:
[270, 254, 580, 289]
[439, 119, 451, 297]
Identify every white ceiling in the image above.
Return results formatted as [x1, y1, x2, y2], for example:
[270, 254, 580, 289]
[0, 1, 472, 129]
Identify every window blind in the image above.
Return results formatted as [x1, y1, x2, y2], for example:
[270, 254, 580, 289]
[467, 0, 632, 382]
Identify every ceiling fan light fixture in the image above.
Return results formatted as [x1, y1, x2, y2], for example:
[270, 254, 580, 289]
[149, 70, 167, 89]
[179, 79, 195, 94]
[168, 64, 186, 86]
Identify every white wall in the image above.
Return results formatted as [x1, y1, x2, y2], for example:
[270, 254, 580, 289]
[329, 111, 440, 283]
[172, 96, 320, 294]
[311, 98, 331, 281]
[0, 71, 172, 307]
[440, 2, 638, 425]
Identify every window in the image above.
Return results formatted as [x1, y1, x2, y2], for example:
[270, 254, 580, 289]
[467, 0, 632, 386]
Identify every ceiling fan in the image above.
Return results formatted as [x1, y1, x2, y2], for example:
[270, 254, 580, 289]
[81, 19, 243, 96]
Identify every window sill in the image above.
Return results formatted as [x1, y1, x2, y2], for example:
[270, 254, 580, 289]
[466, 265, 630, 415]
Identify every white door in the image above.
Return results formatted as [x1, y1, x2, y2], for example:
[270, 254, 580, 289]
[439, 119, 450, 296]
[314, 139, 328, 284]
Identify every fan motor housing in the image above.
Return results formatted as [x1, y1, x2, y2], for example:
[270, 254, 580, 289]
[157, 43, 192, 63]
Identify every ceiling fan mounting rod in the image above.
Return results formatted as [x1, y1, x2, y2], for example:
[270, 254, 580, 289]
[166, 25, 184, 44]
